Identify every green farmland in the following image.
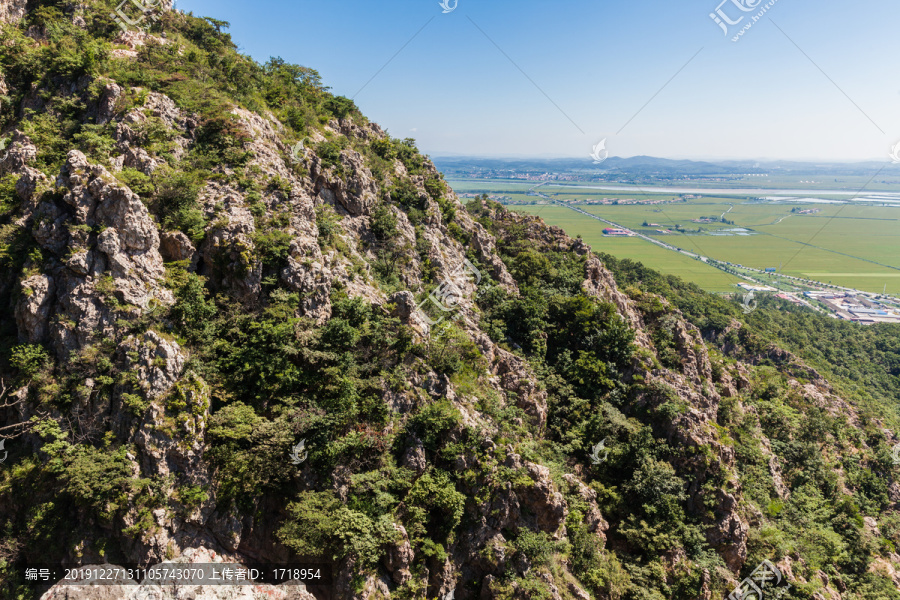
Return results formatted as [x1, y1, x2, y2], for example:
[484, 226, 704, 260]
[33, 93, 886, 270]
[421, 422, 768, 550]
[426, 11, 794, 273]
[451, 179, 900, 294]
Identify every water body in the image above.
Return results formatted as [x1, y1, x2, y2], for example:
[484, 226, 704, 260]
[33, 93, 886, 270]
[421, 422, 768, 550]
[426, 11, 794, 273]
[709, 228, 756, 236]
[554, 184, 900, 200]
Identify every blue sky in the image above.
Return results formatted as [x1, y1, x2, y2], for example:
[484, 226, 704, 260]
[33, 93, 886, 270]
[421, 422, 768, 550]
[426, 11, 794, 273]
[177, 0, 899, 161]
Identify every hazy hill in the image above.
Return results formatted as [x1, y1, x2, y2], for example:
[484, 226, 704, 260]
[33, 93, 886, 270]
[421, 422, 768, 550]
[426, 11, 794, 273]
[433, 155, 900, 178]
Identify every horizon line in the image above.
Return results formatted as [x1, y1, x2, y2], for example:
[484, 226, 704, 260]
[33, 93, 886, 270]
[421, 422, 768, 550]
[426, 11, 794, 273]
[428, 154, 896, 164]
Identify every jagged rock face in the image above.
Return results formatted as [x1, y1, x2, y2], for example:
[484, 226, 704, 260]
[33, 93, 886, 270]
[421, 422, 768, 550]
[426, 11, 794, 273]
[382, 524, 414, 585]
[563, 473, 609, 540]
[159, 231, 199, 269]
[119, 331, 185, 401]
[281, 247, 333, 323]
[15, 274, 55, 343]
[3, 114, 747, 598]
[12, 148, 172, 358]
[198, 183, 263, 305]
[311, 150, 379, 217]
[0, 0, 26, 24]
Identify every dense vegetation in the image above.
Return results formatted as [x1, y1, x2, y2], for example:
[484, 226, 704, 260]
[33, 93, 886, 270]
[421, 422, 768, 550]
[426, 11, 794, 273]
[470, 197, 900, 600]
[598, 251, 900, 423]
[0, 2, 899, 599]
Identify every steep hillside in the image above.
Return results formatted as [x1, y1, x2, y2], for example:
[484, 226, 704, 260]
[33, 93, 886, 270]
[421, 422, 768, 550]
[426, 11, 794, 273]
[1, 2, 900, 600]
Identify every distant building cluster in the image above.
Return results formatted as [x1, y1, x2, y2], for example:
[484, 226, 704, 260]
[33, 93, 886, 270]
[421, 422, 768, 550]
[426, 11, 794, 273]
[804, 291, 900, 324]
[451, 171, 586, 181]
[738, 283, 778, 292]
[563, 197, 687, 206]
[603, 228, 634, 237]
[459, 194, 510, 201]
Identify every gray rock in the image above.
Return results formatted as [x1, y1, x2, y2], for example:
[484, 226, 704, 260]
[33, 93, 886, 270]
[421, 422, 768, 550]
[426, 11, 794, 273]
[119, 331, 185, 401]
[15, 274, 55, 343]
[401, 438, 427, 475]
[312, 149, 378, 216]
[0, 130, 37, 174]
[96, 81, 123, 125]
[383, 523, 413, 585]
[159, 231, 199, 270]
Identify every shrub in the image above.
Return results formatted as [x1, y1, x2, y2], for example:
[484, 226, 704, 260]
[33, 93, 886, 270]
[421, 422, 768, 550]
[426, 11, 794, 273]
[170, 271, 216, 344]
[252, 229, 292, 269]
[279, 491, 395, 567]
[324, 96, 358, 120]
[371, 138, 396, 160]
[404, 470, 464, 541]
[388, 179, 427, 211]
[10, 344, 49, 378]
[316, 141, 342, 169]
[115, 167, 154, 197]
[424, 178, 444, 200]
[407, 399, 462, 452]
[154, 170, 208, 241]
[513, 529, 559, 568]
[370, 204, 397, 241]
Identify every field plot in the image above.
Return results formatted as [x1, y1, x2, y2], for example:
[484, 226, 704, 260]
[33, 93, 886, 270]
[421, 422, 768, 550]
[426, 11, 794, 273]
[451, 178, 900, 294]
[573, 203, 900, 294]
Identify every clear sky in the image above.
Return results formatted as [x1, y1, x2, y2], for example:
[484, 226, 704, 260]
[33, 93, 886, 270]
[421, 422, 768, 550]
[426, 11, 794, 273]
[176, 0, 899, 161]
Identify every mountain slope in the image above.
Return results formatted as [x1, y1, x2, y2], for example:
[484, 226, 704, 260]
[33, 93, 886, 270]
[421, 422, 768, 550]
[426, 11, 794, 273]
[1, 2, 900, 600]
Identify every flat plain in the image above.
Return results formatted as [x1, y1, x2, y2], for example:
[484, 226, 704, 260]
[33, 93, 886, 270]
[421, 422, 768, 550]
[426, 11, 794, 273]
[452, 179, 900, 294]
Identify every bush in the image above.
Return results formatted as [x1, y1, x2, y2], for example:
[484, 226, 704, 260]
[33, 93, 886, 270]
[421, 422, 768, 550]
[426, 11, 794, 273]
[370, 204, 397, 241]
[513, 529, 559, 567]
[170, 271, 216, 344]
[10, 344, 49, 378]
[404, 470, 465, 541]
[279, 491, 395, 566]
[388, 179, 427, 211]
[421, 324, 484, 376]
[252, 229, 292, 269]
[154, 170, 208, 241]
[206, 404, 296, 508]
[371, 138, 396, 160]
[424, 178, 444, 200]
[324, 96, 358, 120]
[316, 141, 343, 169]
[407, 399, 462, 452]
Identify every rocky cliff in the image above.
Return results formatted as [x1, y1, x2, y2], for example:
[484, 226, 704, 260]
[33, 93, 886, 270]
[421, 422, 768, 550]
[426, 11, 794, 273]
[1, 2, 899, 600]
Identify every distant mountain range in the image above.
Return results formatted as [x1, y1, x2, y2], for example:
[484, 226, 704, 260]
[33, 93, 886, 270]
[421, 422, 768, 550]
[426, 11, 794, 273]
[433, 155, 900, 177]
